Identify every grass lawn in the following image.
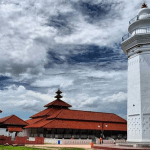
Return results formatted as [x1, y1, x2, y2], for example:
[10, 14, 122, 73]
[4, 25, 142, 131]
[0, 145, 85, 150]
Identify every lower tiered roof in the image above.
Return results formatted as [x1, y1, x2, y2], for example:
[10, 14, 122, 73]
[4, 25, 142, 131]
[25, 119, 127, 131]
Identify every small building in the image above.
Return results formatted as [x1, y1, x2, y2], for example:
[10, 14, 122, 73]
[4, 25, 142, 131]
[25, 90, 127, 139]
[0, 115, 28, 138]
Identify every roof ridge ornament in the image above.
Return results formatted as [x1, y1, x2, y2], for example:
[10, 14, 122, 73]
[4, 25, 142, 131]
[55, 89, 63, 100]
[141, 2, 148, 8]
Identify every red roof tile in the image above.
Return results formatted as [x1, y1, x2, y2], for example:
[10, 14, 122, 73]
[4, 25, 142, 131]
[44, 99, 72, 108]
[0, 115, 28, 126]
[25, 119, 126, 131]
[25, 118, 52, 128]
[47, 108, 62, 116]
[30, 109, 51, 118]
[0, 115, 12, 123]
[103, 123, 127, 131]
[30, 108, 62, 118]
[47, 109, 126, 123]
[7, 126, 23, 132]
[26, 118, 44, 125]
[42, 120, 127, 131]
[46, 109, 63, 119]
[43, 120, 103, 130]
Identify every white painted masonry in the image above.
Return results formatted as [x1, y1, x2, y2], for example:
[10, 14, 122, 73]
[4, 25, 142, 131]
[121, 5, 150, 142]
[0, 128, 7, 136]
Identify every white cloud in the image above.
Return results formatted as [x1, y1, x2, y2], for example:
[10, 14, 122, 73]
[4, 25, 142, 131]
[103, 92, 127, 102]
[0, 84, 53, 112]
[31, 76, 73, 88]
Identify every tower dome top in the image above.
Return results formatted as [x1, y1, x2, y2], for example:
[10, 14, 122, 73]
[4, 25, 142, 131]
[139, 3, 150, 16]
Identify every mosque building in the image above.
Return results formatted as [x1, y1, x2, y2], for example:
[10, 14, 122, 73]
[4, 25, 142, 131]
[24, 90, 127, 139]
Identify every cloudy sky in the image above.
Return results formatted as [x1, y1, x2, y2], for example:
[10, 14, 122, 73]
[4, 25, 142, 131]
[0, 0, 147, 120]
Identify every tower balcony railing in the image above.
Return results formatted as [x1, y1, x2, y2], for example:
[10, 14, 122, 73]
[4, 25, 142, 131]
[122, 27, 150, 41]
[129, 14, 150, 24]
[122, 33, 131, 41]
[129, 15, 139, 24]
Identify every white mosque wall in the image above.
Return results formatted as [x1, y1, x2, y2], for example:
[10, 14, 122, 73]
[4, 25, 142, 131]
[127, 51, 150, 142]
[139, 52, 150, 141]
[127, 54, 142, 141]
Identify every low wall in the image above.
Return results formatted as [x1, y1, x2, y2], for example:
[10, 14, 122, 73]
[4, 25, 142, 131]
[44, 138, 63, 144]
[95, 139, 126, 144]
[0, 136, 12, 145]
[43, 138, 92, 144]
[29, 137, 126, 145]
[28, 137, 35, 141]
[62, 139, 92, 145]
[0, 135, 44, 145]
[115, 139, 126, 143]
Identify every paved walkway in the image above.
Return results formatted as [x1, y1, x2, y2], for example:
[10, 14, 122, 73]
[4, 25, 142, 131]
[26, 144, 91, 149]
[93, 144, 150, 150]
[26, 143, 150, 150]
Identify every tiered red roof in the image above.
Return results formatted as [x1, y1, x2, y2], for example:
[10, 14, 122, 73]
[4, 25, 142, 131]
[25, 90, 127, 131]
[25, 104, 127, 131]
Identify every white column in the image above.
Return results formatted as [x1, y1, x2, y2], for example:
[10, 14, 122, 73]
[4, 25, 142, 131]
[7, 131, 9, 137]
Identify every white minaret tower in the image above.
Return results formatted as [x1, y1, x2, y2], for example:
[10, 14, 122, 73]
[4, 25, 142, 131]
[121, 3, 150, 142]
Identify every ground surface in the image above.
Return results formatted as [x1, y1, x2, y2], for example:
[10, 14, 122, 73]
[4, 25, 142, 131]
[0, 145, 87, 150]
[26, 145, 91, 150]
[4, 143, 150, 150]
